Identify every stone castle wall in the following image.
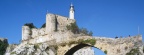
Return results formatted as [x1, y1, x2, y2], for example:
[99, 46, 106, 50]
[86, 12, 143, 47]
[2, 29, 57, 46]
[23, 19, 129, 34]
[46, 13, 75, 33]
[22, 13, 75, 43]
[22, 26, 46, 41]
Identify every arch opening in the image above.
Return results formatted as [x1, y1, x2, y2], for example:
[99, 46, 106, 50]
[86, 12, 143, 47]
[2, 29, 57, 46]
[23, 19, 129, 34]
[92, 47, 106, 55]
[65, 43, 105, 55]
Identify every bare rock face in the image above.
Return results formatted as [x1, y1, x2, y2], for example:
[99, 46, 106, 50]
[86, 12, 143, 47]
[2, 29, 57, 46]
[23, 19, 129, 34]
[73, 47, 94, 55]
[5, 43, 56, 55]
[5, 44, 18, 55]
[39, 28, 46, 36]
[31, 28, 38, 38]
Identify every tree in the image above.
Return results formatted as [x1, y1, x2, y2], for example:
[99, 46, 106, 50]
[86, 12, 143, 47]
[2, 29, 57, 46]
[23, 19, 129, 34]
[66, 22, 93, 36]
[66, 22, 79, 34]
[79, 28, 93, 36]
[24, 23, 36, 28]
[88, 31, 93, 36]
[0, 40, 8, 55]
[41, 23, 46, 28]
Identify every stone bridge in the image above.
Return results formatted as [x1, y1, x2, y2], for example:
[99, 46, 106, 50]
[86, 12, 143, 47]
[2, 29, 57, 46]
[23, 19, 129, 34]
[6, 34, 143, 55]
[57, 35, 143, 55]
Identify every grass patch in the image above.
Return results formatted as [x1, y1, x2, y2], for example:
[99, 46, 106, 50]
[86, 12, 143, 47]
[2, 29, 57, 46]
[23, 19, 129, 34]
[67, 38, 96, 46]
[81, 39, 96, 45]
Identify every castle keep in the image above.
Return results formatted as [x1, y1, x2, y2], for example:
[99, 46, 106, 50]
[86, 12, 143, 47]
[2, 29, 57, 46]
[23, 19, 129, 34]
[22, 3, 75, 42]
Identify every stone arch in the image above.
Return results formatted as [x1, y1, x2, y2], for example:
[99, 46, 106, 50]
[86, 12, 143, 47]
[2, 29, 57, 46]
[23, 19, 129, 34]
[65, 43, 105, 55]
[58, 36, 142, 55]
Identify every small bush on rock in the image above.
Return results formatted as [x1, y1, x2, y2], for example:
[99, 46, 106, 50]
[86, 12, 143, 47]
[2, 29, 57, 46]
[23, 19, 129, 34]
[66, 22, 79, 34]
[126, 48, 140, 55]
[143, 46, 144, 53]
[82, 39, 96, 45]
[41, 23, 46, 28]
[104, 50, 107, 54]
[79, 28, 93, 36]
[34, 44, 39, 50]
[11, 52, 16, 54]
[66, 22, 93, 36]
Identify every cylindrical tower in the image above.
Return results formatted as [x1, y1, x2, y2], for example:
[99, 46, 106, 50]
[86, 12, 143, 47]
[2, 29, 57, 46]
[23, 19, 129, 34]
[69, 3, 75, 19]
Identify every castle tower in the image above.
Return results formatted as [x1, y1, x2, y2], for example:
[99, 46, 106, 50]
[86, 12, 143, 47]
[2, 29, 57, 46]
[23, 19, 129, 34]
[46, 14, 56, 34]
[69, 3, 75, 19]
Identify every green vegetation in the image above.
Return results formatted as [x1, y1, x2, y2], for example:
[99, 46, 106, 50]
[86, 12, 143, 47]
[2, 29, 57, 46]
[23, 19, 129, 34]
[81, 39, 96, 45]
[24, 23, 36, 28]
[143, 46, 144, 53]
[66, 22, 79, 34]
[11, 52, 16, 54]
[104, 50, 107, 54]
[34, 44, 39, 50]
[0, 40, 8, 55]
[67, 39, 96, 46]
[41, 23, 46, 28]
[66, 22, 93, 36]
[79, 28, 93, 36]
[126, 48, 140, 55]
[115, 36, 118, 39]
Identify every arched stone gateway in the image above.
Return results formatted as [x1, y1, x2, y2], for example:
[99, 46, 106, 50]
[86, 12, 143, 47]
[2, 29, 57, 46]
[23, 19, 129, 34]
[57, 35, 143, 55]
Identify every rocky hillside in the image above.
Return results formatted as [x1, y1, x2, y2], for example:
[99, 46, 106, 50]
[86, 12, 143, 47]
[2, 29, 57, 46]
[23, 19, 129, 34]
[4, 41, 94, 55]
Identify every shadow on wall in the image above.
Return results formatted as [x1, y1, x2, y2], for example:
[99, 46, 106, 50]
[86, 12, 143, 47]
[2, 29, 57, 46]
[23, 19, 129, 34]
[65, 43, 92, 55]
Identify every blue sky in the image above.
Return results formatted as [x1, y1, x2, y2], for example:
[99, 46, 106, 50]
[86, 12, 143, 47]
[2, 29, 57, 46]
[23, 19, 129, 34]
[0, 0, 144, 55]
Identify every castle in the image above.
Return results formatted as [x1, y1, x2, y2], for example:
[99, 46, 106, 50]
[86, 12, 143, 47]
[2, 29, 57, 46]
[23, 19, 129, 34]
[22, 3, 76, 43]
[4, 3, 143, 55]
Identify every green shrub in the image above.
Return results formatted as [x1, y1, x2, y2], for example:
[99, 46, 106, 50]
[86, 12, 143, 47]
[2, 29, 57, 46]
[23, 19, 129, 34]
[24, 23, 36, 28]
[41, 23, 46, 28]
[67, 39, 96, 46]
[79, 28, 93, 36]
[0, 40, 8, 55]
[66, 22, 93, 36]
[126, 48, 140, 55]
[11, 52, 16, 54]
[104, 50, 107, 54]
[66, 22, 79, 34]
[143, 46, 144, 53]
[34, 44, 39, 50]
[82, 39, 96, 45]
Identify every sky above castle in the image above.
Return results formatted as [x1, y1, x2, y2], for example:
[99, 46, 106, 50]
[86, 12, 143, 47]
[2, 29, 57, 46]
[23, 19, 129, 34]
[0, 0, 144, 55]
